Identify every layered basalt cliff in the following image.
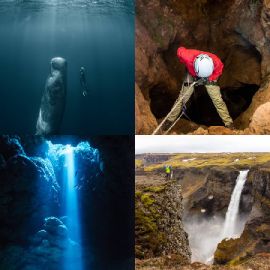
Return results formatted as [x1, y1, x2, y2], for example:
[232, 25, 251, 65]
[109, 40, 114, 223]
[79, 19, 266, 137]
[135, 178, 191, 268]
[136, 0, 270, 134]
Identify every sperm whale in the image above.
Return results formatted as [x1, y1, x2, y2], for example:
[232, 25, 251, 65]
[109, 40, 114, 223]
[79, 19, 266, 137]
[36, 57, 67, 135]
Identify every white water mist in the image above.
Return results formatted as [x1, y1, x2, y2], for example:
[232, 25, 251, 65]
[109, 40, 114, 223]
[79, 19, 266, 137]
[184, 169, 249, 264]
[222, 170, 249, 239]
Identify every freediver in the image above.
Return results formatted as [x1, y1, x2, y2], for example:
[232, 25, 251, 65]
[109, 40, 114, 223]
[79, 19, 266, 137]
[80, 67, 88, 96]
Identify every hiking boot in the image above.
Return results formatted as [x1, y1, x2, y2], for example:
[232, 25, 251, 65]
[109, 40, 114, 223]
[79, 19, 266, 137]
[226, 123, 236, 130]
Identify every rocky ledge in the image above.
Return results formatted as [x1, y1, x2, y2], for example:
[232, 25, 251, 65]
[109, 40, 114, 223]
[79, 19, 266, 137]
[135, 177, 191, 267]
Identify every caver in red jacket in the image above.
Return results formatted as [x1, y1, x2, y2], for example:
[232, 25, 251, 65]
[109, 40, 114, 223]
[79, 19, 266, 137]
[177, 47, 224, 82]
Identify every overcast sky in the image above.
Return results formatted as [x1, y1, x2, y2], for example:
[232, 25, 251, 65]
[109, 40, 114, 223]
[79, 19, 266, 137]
[135, 135, 270, 154]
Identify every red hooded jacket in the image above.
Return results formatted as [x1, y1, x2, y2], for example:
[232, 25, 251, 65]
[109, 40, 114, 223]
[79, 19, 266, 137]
[177, 47, 224, 81]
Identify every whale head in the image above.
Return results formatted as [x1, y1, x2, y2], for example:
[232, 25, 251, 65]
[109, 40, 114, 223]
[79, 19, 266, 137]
[51, 57, 67, 74]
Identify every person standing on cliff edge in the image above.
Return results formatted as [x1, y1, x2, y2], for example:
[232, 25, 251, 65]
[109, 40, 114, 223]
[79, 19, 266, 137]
[162, 47, 234, 132]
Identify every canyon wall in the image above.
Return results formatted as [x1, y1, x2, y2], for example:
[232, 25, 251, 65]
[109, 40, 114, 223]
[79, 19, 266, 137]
[136, 156, 270, 267]
[135, 178, 191, 268]
[215, 168, 270, 265]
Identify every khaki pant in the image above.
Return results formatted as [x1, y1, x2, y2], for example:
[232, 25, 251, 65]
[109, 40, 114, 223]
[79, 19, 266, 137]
[167, 74, 233, 127]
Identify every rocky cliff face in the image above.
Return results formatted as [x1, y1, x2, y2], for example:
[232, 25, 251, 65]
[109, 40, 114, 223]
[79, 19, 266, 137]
[136, 154, 270, 268]
[136, 0, 270, 134]
[183, 169, 239, 216]
[139, 167, 252, 218]
[135, 178, 191, 267]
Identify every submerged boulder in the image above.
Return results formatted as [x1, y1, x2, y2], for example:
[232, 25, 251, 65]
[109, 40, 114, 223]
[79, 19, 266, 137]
[24, 216, 82, 268]
[0, 221, 80, 270]
[44, 217, 64, 235]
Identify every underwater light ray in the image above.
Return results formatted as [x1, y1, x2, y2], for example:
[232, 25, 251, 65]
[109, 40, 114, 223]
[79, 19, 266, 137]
[63, 144, 83, 270]
[46, 140, 100, 270]
[1, 0, 134, 15]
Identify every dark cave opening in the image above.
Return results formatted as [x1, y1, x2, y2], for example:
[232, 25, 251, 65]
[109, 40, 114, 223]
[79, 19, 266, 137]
[149, 35, 262, 128]
[186, 83, 260, 126]
[149, 83, 259, 126]
[149, 84, 176, 119]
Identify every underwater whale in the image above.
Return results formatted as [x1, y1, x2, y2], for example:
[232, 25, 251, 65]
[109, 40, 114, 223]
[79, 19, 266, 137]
[36, 57, 67, 135]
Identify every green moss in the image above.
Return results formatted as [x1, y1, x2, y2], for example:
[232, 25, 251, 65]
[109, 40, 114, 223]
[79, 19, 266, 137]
[136, 208, 158, 233]
[136, 159, 143, 168]
[144, 153, 270, 172]
[141, 193, 155, 206]
[214, 230, 255, 266]
[136, 204, 166, 258]
[135, 185, 168, 258]
[255, 192, 270, 209]
[228, 255, 251, 266]
[135, 191, 142, 198]
[215, 238, 239, 264]
[256, 223, 270, 238]
[144, 186, 166, 193]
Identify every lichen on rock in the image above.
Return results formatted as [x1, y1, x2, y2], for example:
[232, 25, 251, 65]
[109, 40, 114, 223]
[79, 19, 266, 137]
[135, 179, 191, 265]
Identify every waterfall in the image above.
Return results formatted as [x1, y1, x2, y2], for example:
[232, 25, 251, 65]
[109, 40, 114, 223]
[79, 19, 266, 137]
[184, 169, 250, 264]
[222, 170, 249, 239]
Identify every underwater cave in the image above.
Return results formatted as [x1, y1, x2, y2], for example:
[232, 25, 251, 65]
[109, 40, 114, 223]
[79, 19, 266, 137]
[0, 135, 133, 270]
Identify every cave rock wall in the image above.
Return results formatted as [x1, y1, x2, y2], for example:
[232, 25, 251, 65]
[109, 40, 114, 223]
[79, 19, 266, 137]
[136, 0, 270, 134]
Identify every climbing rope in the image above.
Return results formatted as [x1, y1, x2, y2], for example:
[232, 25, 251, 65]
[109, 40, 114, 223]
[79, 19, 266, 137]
[152, 79, 203, 135]
[163, 112, 184, 135]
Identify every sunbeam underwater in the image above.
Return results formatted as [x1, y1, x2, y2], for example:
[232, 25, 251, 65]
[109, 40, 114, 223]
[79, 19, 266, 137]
[46, 140, 100, 269]
[0, 0, 134, 134]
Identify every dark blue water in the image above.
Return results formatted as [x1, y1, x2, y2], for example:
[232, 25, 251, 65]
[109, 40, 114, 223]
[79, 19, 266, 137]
[0, 0, 134, 134]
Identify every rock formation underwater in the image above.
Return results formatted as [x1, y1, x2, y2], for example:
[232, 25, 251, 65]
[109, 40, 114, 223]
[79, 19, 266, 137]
[0, 135, 134, 270]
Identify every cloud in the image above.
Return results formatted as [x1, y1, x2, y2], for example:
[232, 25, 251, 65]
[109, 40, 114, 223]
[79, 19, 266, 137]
[135, 135, 270, 153]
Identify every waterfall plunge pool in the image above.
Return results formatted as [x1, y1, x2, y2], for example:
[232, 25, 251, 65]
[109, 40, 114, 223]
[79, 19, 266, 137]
[183, 170, 250, 264]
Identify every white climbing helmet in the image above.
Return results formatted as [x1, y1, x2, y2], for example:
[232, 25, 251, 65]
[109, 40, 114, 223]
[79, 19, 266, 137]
[194, 54, 214, 78]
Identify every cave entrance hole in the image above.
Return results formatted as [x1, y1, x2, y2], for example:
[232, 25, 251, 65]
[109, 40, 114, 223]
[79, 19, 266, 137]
[186, 83, 260, 126]
[152, 22, 263, 129]
[149, 84, 176, 119]
[149, 83, 259, 127]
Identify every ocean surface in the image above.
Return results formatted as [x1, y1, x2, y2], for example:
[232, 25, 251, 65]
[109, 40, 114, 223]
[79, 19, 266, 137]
[0, 0, 134, 134]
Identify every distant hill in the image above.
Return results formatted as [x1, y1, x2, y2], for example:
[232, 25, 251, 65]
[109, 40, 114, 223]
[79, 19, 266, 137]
[135, 152, 270, 171]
